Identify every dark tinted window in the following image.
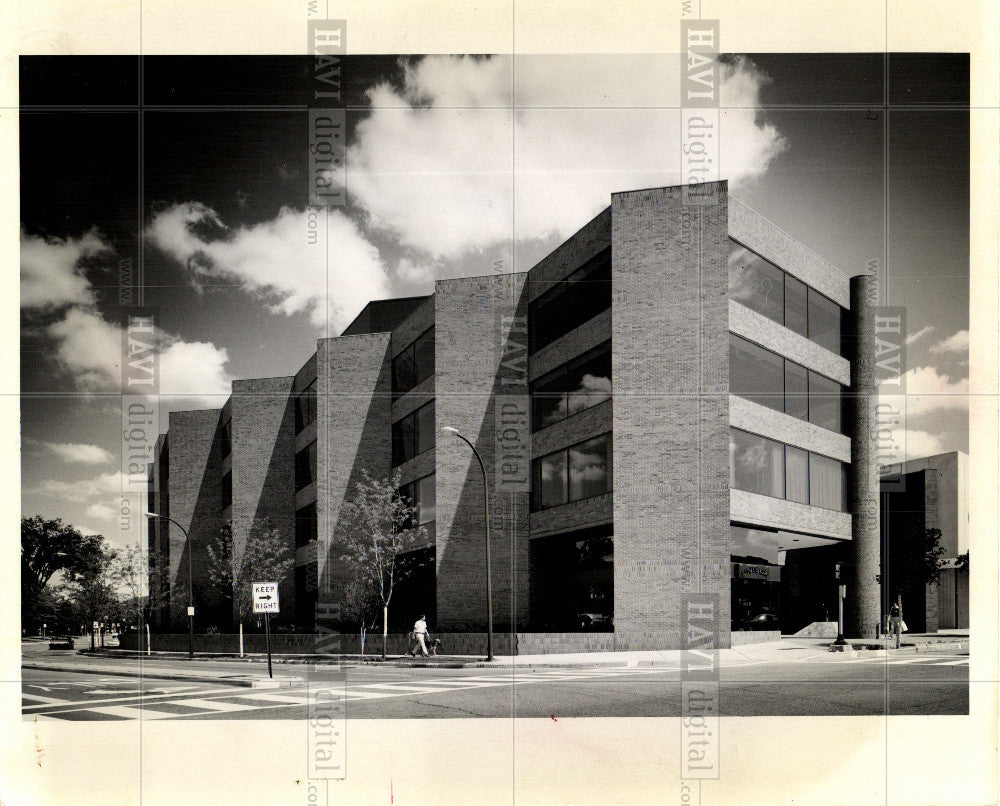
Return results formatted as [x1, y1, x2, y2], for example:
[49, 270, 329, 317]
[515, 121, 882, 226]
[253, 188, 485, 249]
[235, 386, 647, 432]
[532, 433, 612, 510]
[392, 347, 417, 397]
[295, 380, 317, 432]
[808, 289, 841, 354]
[413, 329, 435, 386]
[808, 371, 842, 432]
[729, 429, 784, 499]
[784, 275, 808, 338]
[809, 453, 845, 510]
[295, 441, 317, 489]
[531, 342, 611, 432]
[392, 401, 434, 467]
[728, 242, 784, 324]
[534, 451, 567, 509]
[729, 335, 783, 412]
[416, 402, 435, 454]
[569, 435, 610, 500]
[784, 361, 809, 420]
[532, 368, 567, 431]
[784, 446, 809, 504]
[529, 249, 611, 352]
[565, 347, 612, 419]
[295, 503, 317, 548]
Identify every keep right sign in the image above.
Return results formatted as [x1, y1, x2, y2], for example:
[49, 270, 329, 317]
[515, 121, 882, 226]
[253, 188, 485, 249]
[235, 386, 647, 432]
[252, 582, 280, 614]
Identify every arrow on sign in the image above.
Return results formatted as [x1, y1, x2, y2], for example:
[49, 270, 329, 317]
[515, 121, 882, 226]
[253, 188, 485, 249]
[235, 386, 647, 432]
[259, 594, 273, 600]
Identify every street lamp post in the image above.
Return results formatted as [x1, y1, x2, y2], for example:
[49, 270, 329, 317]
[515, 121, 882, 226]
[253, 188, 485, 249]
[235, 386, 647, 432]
[144, 511, 194, 659]
[441, 426, 494, 662]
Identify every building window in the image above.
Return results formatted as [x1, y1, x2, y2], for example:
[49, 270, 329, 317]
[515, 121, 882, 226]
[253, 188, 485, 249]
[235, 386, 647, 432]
[728, 241, 784, 325]
[221, 471, 232, 509]
[729, 334, 843, 433]
[809, 453, 846, 511]
[295, 503, 317, 548]
[392, 328, 435, 399]
[808, 288, 841, 354]
[784, 446, 810, 504]
[807, 370, 841, 432]
[531, 342, 612, 431]
[730, 334, 784, 412]
[532, 433, 611, 510]
[728, 239, 845, 355]
[295, 441, 317, 490]
[530, 527, 613, 631]
[569, 435, 610, 501]
[729, 428, 846, 511]
[295, 380, 317, 432]
[729, 428, 784, 499]
[391, 401, 434, 467]
[400, 474, 436, 527]
[529, 249, 612, 353]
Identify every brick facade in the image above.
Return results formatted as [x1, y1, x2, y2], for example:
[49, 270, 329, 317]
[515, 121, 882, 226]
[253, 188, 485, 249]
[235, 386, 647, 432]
[150, 181, 884, 653]
[315, 332, 392, 622]
[610, 184, 731, 649]
[435, 273, 530, 631]
[165, 408, 225, 628]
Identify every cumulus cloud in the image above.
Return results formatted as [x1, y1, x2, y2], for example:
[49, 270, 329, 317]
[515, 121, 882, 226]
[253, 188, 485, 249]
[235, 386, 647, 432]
[344, 54, 786, 260]
[20, 229, 110, 308]
[47, 306, 233, 404]
[146, 202, 390, 332]
[895, 429, 946, 461]
[880, 364, 969, 419]
[85, 503, 117, 520]
[30, 470, 124, 503]
[43, 442, 114, 465]
[905, 325, 934, 346]
[929, 330, 969, 354]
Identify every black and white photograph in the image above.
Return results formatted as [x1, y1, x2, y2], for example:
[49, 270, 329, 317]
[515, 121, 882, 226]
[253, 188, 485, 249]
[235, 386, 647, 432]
[3, 2, 998, 805]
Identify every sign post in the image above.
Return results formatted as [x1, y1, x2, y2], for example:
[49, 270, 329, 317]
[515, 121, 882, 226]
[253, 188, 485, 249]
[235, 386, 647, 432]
[832, 563, 848, 647]
[252, 583, 280, 678]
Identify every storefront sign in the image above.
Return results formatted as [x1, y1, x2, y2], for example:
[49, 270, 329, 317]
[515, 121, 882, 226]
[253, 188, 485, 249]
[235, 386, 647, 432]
[731, 563, 781, 582]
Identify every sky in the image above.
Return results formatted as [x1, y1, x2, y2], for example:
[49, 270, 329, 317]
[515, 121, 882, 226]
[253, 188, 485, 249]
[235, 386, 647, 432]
[19, 53, 970, 551]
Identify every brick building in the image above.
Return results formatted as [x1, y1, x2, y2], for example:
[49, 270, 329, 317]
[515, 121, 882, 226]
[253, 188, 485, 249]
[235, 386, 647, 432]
[880, 451, 970, 632]
[148, 181, 884, 650]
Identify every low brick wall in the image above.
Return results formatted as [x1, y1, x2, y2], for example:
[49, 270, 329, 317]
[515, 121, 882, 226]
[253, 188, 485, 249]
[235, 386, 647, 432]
[119, 629, 774, 655]
[730, 630, 781, 646]
[117, 631, 513, 656]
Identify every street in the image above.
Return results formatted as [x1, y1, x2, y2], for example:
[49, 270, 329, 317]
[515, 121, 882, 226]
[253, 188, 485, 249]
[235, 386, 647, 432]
[22, 650, 968, 720]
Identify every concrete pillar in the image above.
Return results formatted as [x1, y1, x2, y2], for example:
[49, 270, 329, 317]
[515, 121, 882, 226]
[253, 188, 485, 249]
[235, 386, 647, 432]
[846, 274, 882, 638]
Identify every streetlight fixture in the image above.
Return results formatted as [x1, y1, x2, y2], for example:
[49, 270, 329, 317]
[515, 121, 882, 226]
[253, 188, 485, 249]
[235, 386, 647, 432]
[441, 426, 494, 662]
[144, 511, 194, 659]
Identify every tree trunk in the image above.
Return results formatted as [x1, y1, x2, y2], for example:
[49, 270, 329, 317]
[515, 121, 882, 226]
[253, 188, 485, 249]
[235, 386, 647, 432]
[360, 625, 365, 657]
[382, 604, 388, 659]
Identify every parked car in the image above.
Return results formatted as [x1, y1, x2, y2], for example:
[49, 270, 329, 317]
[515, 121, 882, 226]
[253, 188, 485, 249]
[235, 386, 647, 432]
[740, 612, 779, 631]
[577, 612, 613, 631]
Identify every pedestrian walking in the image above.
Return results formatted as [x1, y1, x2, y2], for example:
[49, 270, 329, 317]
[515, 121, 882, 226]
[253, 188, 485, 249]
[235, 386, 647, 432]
[409, 615, 430, 657]
[889, 602, 903, 649]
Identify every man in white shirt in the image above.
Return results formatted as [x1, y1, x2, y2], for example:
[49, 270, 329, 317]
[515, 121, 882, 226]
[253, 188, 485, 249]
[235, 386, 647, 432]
[410, 615, 429, 657]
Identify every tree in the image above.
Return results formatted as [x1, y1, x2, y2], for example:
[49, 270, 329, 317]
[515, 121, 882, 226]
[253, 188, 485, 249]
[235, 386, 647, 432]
[21, 516, 107, 633]
[110, 542, 169, 643]
[333, 470, 426, 659]
[207, 520, 294, 632]
[340, 577, 382, 656]
[61, 541, 119, 647]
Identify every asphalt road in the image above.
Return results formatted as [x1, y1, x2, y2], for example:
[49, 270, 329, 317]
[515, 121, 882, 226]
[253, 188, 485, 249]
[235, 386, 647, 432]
[21, 652, 968, 720]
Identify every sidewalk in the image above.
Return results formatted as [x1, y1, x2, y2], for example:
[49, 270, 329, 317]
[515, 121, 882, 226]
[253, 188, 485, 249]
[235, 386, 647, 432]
[22, 633, 968, 684]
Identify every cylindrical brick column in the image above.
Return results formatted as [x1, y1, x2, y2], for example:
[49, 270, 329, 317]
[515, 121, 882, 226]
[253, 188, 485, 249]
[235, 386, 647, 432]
[846, 274, 882, 638]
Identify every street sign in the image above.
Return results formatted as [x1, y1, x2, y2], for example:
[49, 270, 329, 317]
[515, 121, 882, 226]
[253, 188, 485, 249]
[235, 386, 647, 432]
[187, 606, 195, 617]
[253, 582, 280, 614]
